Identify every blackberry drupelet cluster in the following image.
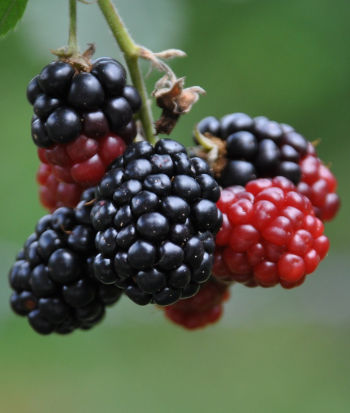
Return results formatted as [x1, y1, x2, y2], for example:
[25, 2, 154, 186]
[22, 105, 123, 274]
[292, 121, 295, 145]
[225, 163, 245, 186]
[9, 188, 122, 334]
[196, 113, 308, 187]
[297, 143, 340, 222]
[27, 57, 141, 148]
[91, 139, 222, 306]
[213, 177, 329, 288]
[37, 131, 127, 211]
[37, 162, 84, 210]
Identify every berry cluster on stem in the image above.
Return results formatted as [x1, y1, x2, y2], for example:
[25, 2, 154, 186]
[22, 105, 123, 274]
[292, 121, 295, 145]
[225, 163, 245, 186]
[6, 0, 339, 333]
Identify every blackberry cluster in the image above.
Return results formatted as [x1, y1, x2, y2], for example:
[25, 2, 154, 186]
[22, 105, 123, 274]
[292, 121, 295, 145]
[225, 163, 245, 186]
[91, 139, 222, 306]
[27, 57, 141, 148]
[9, 188, 122, 334]
[196, 113, 308, 187]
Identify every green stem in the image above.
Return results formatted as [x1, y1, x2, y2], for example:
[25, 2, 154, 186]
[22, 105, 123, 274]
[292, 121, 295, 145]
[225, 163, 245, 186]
[97, 0, 156, 144]
[68, 0, 79, 54]
[193, 127, 217, 151]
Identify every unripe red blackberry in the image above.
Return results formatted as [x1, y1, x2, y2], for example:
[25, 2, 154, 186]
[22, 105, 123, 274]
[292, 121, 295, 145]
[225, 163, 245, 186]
[9, 189, 122, 335]
[213, 177, 329, 288]
[163, 278, 230, 330]
[27, 58, 140, 148]
[90, 139, 222, 306]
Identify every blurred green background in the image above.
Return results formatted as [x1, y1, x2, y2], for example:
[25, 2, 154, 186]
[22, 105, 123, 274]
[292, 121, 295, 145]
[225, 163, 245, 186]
[0, 0, 349, 412]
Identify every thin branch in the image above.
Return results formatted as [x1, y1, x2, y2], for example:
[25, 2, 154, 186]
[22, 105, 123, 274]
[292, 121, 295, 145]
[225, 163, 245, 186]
[97, 0, 156, 144]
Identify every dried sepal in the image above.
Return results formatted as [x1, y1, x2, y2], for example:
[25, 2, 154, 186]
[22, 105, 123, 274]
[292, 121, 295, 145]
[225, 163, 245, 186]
[152, 49, 187, 60]
[51, 44, 95, 72]
[139, 47, 205, 134]
[153, 75, 205, 134]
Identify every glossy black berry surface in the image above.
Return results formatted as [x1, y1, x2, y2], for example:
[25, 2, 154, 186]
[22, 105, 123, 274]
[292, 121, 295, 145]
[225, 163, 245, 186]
[91, 139, 222, 306]
[196, 113, 307, 186]
[9, 188, 122, 335]
[27, 57, 141, 147]
[91, 59, 126, 96]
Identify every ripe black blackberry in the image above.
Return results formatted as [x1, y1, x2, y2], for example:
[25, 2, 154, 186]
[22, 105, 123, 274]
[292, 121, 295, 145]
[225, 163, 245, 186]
[9, 188, 122, 335]
[91, 139, 222, 306]
[27, 57, 141, 148]
[195, 113, 308, 186]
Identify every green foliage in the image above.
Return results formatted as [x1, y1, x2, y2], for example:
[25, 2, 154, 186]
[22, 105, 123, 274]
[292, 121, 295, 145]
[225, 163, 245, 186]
[0, 0, 28, 38]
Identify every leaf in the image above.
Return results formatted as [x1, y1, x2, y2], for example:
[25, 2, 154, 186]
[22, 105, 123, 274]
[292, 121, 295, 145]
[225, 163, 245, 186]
[0, 0, 28, 38]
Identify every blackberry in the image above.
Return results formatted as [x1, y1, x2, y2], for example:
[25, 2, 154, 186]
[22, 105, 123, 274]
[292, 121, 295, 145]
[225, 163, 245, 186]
[9, 189, 122, 335]
[27, 57, 141, 148]
[91, 139, 222, 306]
[195, 113, 308, 186]
[32, 57, 139, 211]
[214, 177, 330, 288]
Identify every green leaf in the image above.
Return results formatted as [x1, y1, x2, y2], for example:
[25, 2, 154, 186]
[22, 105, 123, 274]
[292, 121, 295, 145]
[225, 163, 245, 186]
[0, 0, 28, 38]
